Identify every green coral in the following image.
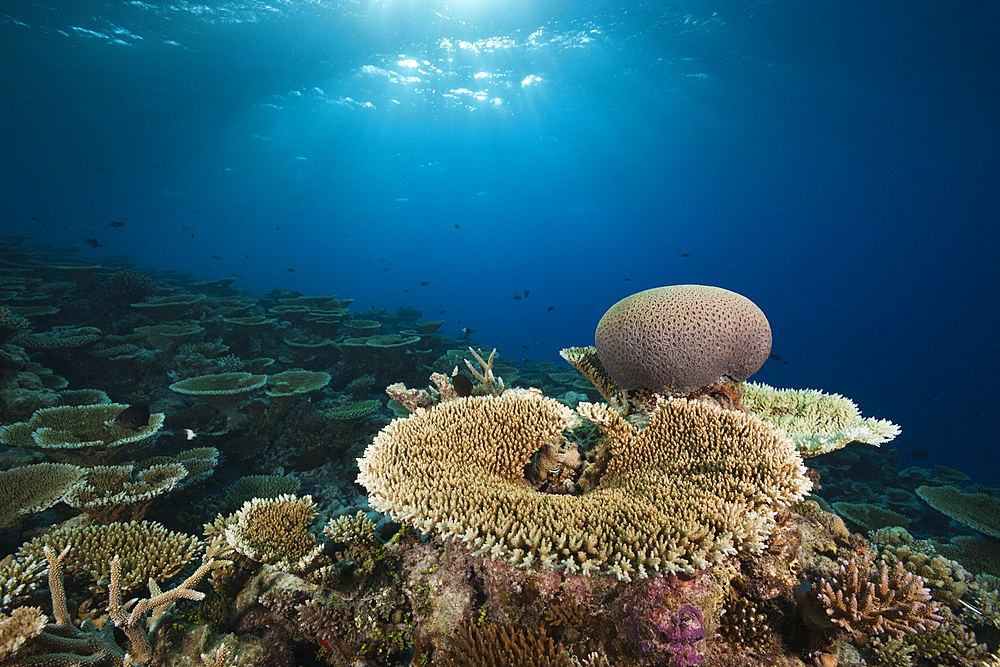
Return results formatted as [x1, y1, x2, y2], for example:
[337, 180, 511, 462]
[224, 474, 300, 510]
[0, 403, 164, 466]
[324, 399, 380, 421]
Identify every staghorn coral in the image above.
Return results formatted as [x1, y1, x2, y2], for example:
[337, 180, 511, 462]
[223, 494, 323, 573]
[322, 511, 387, 575]
[358, 389, 810, 580]
[436, 619, 571, 667]
[810, 551, 943, 638]
[0, 403, 165, 466]
[743, 382, 900, 456]
[915, 485, 1000, 538]
[869, 526, 972, 607]
[593, 285, 771, 395]
[0, 462, 86, 530]
[18, 520, 201, 595]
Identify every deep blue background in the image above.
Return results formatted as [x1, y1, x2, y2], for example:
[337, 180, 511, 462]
[2, 1, 998, 482]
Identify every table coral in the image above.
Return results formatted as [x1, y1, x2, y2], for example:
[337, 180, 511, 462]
[358, 388, 810, 581]
[0, 403, 165, 466]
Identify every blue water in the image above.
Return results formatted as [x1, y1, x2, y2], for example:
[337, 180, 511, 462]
[2, 1, 998, 483]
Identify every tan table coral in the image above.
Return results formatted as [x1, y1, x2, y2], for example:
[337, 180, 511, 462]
[358, 388, 811, 581]
[169, 372, 267, 424]
[0, 463, 85, 530]
[265, 370, 331, 420]
[0, 404, 165, 466]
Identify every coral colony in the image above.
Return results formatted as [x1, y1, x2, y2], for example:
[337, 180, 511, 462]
[1, 252, 999, 667]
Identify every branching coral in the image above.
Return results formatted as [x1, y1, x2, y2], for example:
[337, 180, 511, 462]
[358, 389, 810, 580]
[810, 551, 943, 638]
[436, 619, 571, 667]
[223, 494, 323, 573]
[742, 382, 900, 456]
[18, 520, 201, 595]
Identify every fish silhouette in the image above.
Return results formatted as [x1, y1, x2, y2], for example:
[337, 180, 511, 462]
[114, 403, 150, 430]
[108, 220, 124, 228]
[84, 238, 102, 248]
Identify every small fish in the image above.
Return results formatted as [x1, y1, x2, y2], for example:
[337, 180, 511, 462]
[917, 397, 939, 404]
[461, 327, 477, 337]
[451, 373, 473, 397]
[178, 428, 197, 441]
[84, 238, 102, 248]
[768, 353, 787, 365]
[547, 306, 554, 311]
[908, 448, 931, 459]
[524, 290, 529, 298]
[114, 403, 150, 430]
[624, 277, 631, 281]
[108, 220, 124, 228]
[512, 295, 522, 300]
[30, 216, 40, 221]
[522, 345, 528, 349]
[420, 281, 429, 286]
[454, 224, 460, 228]
[212, 255, 221, 260]
[680, 253, 690, 257]
[288, 268, 295, 272]
[439, 310, 446, 314]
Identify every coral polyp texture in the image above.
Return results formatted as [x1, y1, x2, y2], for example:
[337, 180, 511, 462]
[594, 285, 771, 395]
[357, 388, 810, 580]
[742, 382, 900, 456]
[810, 551, 943, 638]
[0, 404, 165, 466]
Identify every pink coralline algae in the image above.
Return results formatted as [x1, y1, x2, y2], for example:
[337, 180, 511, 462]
[655, 604, 705, 666]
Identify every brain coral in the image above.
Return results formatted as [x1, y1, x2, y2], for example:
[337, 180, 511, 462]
[358, 388, 810, 580]
[594, 285, 771, 395]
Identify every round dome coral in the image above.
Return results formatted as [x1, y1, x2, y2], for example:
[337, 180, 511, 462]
[594, 285, 772, 395]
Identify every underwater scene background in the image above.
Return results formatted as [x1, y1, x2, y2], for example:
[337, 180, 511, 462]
[1, 1, 999, 666]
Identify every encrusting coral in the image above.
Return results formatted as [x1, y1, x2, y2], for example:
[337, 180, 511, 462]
[358, 388, 811, 580]
[809, 550, 943, 638]
[742, 382, 900, 456]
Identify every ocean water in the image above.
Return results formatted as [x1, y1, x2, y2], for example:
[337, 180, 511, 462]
[2, 0, 998, 484]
